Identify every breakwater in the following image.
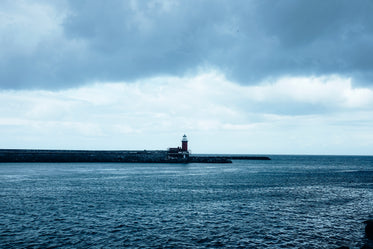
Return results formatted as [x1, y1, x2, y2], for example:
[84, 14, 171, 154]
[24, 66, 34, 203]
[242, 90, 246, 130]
[189, 155, 271, 163]
[0, 149, 170, 163]
[0, 149, 270, 163]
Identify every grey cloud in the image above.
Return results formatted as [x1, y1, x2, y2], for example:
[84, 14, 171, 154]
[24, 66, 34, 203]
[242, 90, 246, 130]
[1, 0, 373, 89]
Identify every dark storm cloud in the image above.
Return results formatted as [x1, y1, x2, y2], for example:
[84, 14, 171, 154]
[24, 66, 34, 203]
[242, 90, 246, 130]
[1, 0, 373, 89]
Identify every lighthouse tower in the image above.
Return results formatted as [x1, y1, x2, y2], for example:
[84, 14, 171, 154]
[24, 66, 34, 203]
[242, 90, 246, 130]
[181, 134, 188, 151]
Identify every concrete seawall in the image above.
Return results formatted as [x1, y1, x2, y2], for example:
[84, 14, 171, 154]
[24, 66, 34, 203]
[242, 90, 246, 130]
[0, 149, 270, 163]
[0, 149, 169, 163]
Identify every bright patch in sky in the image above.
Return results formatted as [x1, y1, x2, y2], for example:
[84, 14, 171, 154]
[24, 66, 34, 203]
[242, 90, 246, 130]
[1, 72, 372, 154]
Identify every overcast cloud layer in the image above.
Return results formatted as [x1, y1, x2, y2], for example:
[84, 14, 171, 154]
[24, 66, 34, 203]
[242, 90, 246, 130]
[1, 0, 373, 89]
[1, 1, 373, 154]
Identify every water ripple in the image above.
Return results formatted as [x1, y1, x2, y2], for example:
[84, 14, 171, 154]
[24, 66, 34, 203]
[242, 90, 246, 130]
[0, 157, 372, 248]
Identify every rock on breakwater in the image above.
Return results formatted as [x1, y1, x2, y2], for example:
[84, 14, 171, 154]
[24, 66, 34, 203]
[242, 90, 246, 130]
[364, 220, 373, 240]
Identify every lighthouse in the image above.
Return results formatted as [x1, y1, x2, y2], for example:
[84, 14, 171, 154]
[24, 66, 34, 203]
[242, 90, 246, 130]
[181, 134, 188, 151]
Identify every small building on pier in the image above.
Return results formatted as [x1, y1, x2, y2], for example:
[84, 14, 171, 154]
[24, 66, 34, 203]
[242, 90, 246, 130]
[167, 134, 189, 160]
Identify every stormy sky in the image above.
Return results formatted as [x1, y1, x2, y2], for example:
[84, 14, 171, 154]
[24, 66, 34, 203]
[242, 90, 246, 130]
[1, 0, 373, 154]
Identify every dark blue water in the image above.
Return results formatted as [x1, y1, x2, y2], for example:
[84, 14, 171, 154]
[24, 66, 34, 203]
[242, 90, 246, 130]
[1, 155, 372, 248]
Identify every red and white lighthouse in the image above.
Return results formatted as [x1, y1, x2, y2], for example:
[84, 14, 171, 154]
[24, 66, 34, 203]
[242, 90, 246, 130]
[181, 134, 188, 151]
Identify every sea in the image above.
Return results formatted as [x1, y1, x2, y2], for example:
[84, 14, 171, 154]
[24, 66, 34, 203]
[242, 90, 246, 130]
[1, 155, 372, 248]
